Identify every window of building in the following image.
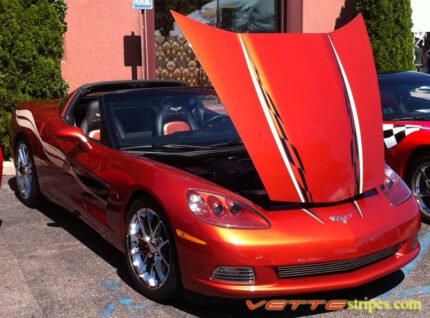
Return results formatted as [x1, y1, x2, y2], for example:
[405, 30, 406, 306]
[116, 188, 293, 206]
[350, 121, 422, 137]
[155, 0, 282, 86]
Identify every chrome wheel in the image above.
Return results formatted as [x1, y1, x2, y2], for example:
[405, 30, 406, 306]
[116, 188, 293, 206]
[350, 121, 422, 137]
[127, 208, 171, 289]
[412, 162, 430, 219]
[16, 143, 33, 200]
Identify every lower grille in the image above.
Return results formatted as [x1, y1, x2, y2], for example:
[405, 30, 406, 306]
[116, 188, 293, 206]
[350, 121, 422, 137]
[277, 246, 398, 278]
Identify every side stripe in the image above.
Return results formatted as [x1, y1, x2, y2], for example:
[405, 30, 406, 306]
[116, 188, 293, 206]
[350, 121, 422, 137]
[16, 110, 66, 167]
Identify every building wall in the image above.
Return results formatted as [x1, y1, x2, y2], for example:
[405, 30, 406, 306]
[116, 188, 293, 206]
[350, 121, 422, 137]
[62, 0, 143, 91]
[287, 0, 303, 32]
[61, 0, 355, 91]
[302, 0, 354, 33]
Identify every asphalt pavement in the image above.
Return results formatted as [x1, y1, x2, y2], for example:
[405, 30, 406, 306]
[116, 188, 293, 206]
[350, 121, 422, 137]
[0, 176, 428, 318]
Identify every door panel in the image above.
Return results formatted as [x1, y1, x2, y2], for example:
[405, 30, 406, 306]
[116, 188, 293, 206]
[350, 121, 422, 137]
[40, 119, 109, 225]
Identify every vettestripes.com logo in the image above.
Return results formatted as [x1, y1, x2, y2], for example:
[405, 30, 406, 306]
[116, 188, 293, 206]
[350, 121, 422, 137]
[245, 298, 422, 313]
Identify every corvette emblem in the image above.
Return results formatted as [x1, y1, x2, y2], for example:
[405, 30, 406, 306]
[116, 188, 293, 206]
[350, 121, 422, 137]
[329, 213, 353, 224]
[170, 106, 182, 112]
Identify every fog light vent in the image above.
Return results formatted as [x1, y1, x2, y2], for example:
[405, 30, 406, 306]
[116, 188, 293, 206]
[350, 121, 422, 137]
[211, 266, 255, 284]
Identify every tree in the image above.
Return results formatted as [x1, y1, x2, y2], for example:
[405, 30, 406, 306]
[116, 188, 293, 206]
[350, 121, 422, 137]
[0, 0, 67, 157]
[355, 0, 415, 73]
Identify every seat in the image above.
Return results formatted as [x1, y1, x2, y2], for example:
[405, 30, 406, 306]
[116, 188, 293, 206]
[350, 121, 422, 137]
[156, 97, 198, 135]
[115, 107, 156, 139]
[80, 100, 101, 140]
[191, 102, 207, 127]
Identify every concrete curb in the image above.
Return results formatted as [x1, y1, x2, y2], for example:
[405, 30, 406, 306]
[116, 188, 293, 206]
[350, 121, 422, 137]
[3, 161, 16, 176]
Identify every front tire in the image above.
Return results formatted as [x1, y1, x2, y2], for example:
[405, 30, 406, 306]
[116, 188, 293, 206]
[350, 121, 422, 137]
[124, 198, 180, 301]
[407, 155, 430, 223]
[15, 139, 41, 207]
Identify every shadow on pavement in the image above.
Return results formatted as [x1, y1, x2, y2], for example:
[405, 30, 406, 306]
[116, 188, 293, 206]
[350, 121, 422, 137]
[8, 177, 405, 317]
[8, 177, 136, 289]
[170, 270, 405, 317]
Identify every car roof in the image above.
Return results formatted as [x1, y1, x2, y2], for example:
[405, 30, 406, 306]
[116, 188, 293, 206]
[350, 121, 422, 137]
[378, 71, 430, 80]
[101, 86, 216, 97]
[78, 80, 189, 95]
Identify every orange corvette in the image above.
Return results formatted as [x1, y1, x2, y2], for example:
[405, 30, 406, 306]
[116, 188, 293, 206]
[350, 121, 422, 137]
[9, 13, 420, 301]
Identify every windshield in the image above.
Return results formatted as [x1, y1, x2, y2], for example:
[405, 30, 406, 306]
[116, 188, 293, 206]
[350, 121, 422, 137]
[379, 75, 430, 121]
[103, 87, 241, 150]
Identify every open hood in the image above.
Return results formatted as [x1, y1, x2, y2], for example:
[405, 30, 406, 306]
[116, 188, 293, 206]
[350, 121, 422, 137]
[172, 11, 384, 203]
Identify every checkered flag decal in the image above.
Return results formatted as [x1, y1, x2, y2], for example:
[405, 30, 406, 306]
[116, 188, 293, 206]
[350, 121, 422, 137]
[383, 124, 422, 149]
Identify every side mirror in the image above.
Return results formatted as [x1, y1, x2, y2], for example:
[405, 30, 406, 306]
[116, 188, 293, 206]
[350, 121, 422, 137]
[56, 127, 92, 151]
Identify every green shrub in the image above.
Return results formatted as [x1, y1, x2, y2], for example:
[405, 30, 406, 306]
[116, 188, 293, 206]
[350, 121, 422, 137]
[355, 0, 415, 73]
[0, 0, 67, 159]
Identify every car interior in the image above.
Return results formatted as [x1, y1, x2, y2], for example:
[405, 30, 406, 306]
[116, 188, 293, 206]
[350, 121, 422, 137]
[80, 100, 101, 140]
[69, 96, 102, 141]
[380, 82, 430, 119]
[69, 90, 232, 146]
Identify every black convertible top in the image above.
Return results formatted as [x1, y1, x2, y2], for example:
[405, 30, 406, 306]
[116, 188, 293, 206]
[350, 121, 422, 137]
[79, 80, 188, 95]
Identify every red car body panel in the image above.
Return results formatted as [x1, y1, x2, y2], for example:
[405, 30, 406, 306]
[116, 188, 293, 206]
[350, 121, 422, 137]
[178, 194, 419, 298]
[172, 12, 385, 203]
[384, 121, 430, 179]
[9, 18, 421, 298]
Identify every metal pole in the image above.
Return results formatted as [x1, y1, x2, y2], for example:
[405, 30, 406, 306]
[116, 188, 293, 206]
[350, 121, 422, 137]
[140, 9, 152, 80]
[216, 0, 220, 28]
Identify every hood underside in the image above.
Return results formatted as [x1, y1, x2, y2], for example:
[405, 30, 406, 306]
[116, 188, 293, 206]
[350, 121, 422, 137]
[173, 12, 385, 203]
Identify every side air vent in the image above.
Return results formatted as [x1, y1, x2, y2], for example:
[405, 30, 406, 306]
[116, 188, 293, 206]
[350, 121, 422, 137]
[211, 266, 255, 284]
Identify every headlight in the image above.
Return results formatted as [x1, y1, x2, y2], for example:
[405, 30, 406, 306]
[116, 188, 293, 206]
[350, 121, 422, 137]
[186, 190, 270, 229]
[381, 165, 411, 206]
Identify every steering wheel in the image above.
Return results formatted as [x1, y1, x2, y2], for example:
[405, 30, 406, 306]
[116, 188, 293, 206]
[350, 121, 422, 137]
[202, 115, 232, 130]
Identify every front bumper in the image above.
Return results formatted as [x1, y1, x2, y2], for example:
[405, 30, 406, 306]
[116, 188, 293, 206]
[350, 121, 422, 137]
[174, 194, 421, 299]
[185, 236, 419, 298]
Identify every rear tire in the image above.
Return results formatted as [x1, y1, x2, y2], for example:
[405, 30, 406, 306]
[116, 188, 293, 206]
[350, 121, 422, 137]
[124, 198, 180, 302]
[14, 139, 42, 207]
[407, 155, 430, 223]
